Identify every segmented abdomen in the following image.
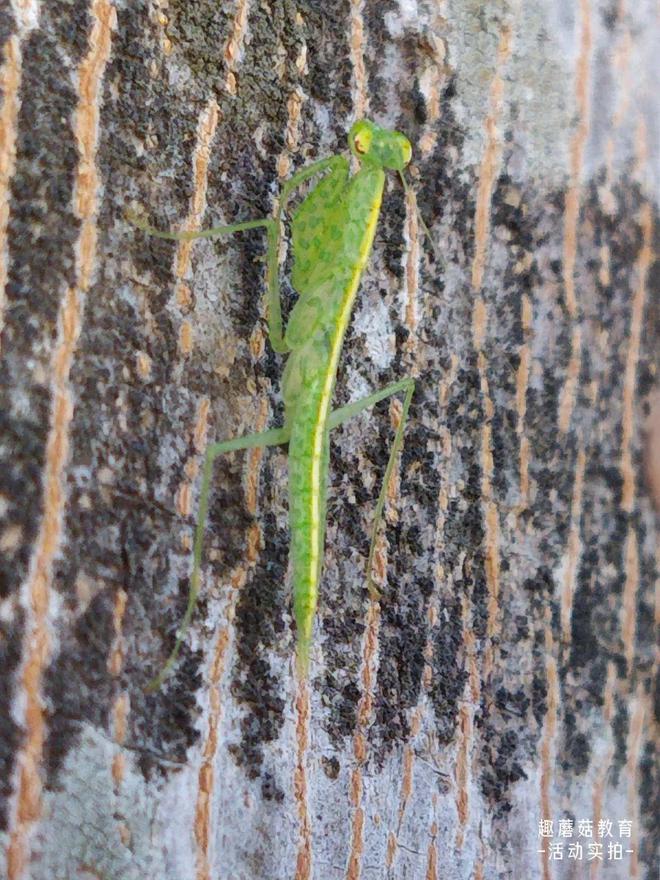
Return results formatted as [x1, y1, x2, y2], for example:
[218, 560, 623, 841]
[287, 371, 330, 672]
[282, 164, 386, 673]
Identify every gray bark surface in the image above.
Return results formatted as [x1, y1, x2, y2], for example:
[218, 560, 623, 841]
[0, 1, 657, 879]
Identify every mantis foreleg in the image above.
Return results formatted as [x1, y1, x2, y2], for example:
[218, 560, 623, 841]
[130, 154, 346, 354]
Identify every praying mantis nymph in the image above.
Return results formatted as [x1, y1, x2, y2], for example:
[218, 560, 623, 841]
[132, 119, 425, 688]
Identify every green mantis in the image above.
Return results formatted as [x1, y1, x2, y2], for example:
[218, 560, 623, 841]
[134, 119, 419, 687]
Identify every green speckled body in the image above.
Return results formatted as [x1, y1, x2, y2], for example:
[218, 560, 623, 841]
[282, 160, 386, 668]
[136, 120, 414, 689]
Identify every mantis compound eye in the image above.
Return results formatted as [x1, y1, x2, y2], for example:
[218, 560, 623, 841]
[354, 135, 367, 154]
[349, 120, 374, 157]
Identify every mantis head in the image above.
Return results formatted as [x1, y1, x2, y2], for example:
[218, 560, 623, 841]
[349, 119, 438, 259]
[349, 119, 412, 171]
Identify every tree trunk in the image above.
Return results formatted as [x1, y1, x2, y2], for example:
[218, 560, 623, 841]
[1, 1, 657, 879]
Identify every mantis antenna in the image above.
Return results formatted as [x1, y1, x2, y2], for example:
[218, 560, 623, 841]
[399, 170, 440, 262]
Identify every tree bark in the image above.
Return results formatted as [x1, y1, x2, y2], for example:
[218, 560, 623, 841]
[0, 1, 657, 879]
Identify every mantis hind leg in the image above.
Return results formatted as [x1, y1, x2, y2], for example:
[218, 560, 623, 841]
[329, 378, 415, 597]
[147, 425, 290, 691]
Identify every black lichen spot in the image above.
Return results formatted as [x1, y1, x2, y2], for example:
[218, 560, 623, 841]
[638, 739, 656, 869]
[532, 668, 548, 728]
[0, 6, 14, 46]
[380, 186, 407, 280]
[600, 1, 621, 29]
[44, 590, 116, 779]
[137, 649, 203, 776]
[361, 0, 399, 115]
[300, 0, 352, 117]
[0, 30, 79, 597]
[417, 77, 474, 251]
[229, 508, 288, 780]
[319, 650, 361, 740]
[261, 771, 285, 802]
[166, 2, 236, 87]
[428, 598, 466, 742]
[561, 710, 591, 775]
[568, 580, 598, 669]
[0, 613, 23, 829]
[480, 726, 526, 814]
[0, 28, 83, 817]
[43, 0, 93, 62]
[523, 566, 554, 596]
[610, 696, 629, 782]
[321, 755, 340, 780]
[371, 585, 426, 756]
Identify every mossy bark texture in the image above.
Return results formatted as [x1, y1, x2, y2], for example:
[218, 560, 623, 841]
[0, 2, 658, 879]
